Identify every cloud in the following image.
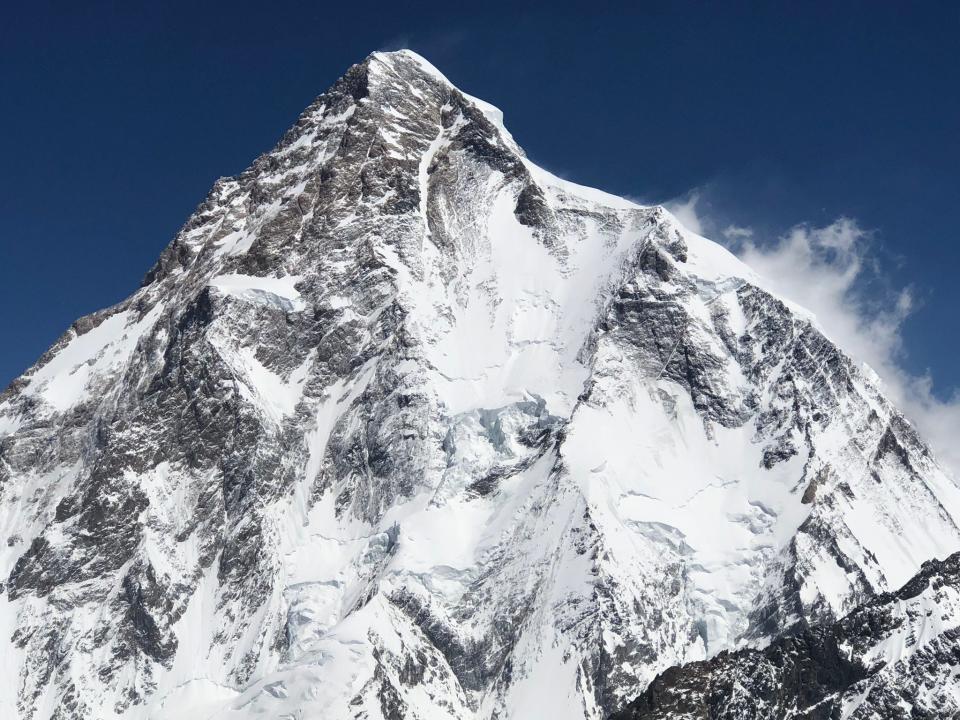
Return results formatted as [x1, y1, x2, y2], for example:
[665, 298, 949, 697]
[658, 187, 960, 474]
[731, 217, 960, 476]
[738, 219, 891, 361]
[898, 377, 960, 479]
[378, 36, 413, 52]
[664, 192, 704, 236]
[722, 224, 754, 241]
[665, 188, 745, 241]
[379, 30, 467, 61]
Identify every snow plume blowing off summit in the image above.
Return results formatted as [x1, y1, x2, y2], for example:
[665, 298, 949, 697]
[1, 50, 959, 720]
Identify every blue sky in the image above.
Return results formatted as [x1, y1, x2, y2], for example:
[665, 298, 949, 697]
[1, 3, 957, 415]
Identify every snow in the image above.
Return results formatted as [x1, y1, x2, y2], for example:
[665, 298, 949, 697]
[563, 383, 811, 651]
[422, 178, 643, 417]
[0, 408, 22, 438]
[222, 345, 313, 422]
[151, 680, 240, 720]
[525, 159, 641, 210]
[504, 639, 594, 720]
[372, 49, 520, 151]
[209, 274, 305, 312]
[213, 197, 286, 258]
[373, 50, 451, 87]
[0, 594, 23, 719]
[24, 305, 161, 411]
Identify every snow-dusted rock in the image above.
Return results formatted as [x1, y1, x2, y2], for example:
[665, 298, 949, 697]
[610, 550, 960, 719]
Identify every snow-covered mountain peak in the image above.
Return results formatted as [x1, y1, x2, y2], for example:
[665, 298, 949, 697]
[367, 49, 514, 138]
[366, 48, 454, 90]
[1, 51, 959, 720]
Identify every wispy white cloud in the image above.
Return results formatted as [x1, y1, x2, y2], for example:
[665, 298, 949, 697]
[664, 192, 704, 236]
[378, 35, 413, 52]
[722, 224, 754, 241]
[738, 219, 905, 369]
[667, 191, 960, 476]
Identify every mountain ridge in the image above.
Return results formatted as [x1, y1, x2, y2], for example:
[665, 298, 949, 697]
[611, 549, 960, 719]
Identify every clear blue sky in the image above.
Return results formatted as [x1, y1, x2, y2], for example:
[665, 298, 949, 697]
[1, 1, 957, 398]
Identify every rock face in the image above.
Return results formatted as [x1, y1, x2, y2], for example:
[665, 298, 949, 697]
[610, 551, 960, 720]
[0, 50, 958, 720]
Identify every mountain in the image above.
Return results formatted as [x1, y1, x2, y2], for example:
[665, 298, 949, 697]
[1, 49, 958, 720]
[610, 551, 960, 719]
